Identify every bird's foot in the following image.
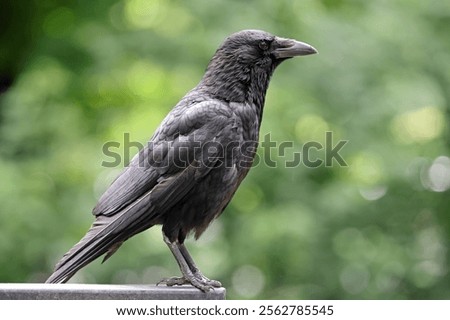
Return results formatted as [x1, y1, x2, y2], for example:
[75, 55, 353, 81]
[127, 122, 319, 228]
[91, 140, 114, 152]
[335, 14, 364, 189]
[192, 271, 222, 288]
[157, 274, 221, 292]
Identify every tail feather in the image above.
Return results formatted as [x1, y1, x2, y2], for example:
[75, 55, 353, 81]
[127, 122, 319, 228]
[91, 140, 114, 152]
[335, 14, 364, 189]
[46, 217, 115, 283]
[46, 202, 157, 284]
[45, 168, 193, 284]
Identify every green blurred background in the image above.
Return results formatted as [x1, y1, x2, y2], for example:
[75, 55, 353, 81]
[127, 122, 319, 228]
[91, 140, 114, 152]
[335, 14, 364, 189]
[1, 0, 449, 299]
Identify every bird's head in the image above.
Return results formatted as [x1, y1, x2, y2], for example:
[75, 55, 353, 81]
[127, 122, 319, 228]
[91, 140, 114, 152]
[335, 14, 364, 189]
[216, 29, 317, 67]
[200, 30, 317, 104]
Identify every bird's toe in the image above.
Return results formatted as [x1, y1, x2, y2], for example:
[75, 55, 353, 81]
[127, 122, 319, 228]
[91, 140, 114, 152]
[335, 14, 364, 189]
[158, 275, 221, 292]
[194, 273, 222, 287]
[157, 276, 188, 287]
[208, 279, 222, 288]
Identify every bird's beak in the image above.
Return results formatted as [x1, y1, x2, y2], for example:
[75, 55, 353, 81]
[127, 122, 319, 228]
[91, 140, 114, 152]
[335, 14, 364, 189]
[273, 37, 318, 59]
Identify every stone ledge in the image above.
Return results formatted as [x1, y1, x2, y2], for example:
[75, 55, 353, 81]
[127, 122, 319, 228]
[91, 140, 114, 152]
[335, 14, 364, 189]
[0, 283, 226, 300]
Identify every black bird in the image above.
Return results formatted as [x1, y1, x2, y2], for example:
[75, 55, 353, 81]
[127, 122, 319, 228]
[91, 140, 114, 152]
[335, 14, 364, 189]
[46, 30, 317, 291]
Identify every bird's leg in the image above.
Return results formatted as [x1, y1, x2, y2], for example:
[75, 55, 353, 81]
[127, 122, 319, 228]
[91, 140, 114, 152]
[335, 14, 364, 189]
[158, 233, 219, 291]
[178, 242, 221, 287]
[158, 234, 192, 287]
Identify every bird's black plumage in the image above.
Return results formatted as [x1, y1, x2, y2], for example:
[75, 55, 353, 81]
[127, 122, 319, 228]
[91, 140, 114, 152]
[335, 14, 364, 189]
[46, 30, 317, 290]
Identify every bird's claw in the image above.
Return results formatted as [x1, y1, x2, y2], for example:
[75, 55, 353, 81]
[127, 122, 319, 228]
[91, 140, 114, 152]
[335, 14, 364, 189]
[157, 274, 222, 292]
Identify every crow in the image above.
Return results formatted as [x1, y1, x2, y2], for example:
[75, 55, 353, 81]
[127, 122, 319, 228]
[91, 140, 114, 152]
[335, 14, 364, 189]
[46, 30, 317, 291]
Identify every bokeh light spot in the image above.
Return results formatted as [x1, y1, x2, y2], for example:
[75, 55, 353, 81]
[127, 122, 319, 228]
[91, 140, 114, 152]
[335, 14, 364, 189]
[232, 265, 265, 298]
[348, 153, 384, 185]
[375, 262, 405, 293]
[124, 0, 166, 30]
[295, 114, 330, 144]
[340, 263, 370, 294]
[359, 185, 387, 201]
[390, 106, 444, 144]
[127, 60, 166, 100]
[421, 156, 450, 192]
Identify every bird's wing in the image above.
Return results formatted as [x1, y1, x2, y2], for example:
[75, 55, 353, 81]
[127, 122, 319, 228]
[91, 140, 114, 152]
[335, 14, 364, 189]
[92, 99, 238, 217]
[46, 99, 241, 283]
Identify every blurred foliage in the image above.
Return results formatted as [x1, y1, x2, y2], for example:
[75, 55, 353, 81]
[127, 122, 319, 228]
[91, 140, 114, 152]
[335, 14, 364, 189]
[1, 0, 449, 299]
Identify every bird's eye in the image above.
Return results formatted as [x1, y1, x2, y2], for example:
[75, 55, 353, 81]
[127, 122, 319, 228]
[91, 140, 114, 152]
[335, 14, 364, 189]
[258, 40, 269, 51]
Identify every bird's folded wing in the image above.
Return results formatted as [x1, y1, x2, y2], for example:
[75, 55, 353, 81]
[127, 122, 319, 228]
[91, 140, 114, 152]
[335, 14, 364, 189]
[92, 100, 238, 218]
